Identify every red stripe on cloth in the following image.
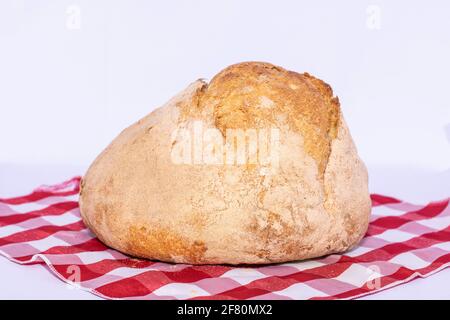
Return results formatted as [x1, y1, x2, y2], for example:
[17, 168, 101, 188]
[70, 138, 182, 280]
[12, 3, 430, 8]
[0, 221, 86, 247]
[0, 201, 78, 227]
[367, 199, 449, 236]
[13, 238, 108, 262]
[52, 259, 157, 282]
[0, 177, 81, 205]
[325, 253, 450, 300]
[370, 194, 402, 207]
[43, 237, 108, 254]
[96, 265, 233, 299]
[348, 227, 450, 263]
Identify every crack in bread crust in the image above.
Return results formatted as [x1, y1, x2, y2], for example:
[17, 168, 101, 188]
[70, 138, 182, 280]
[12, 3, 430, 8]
[179, 62, 340, 178]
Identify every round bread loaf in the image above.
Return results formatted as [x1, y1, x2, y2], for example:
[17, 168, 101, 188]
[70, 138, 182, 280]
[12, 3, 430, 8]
[79, 62, 371, 264]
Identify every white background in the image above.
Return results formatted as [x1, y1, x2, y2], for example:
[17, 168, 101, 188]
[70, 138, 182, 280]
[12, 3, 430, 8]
[0, 0, 449, 299]
[0, 0, 449, 170]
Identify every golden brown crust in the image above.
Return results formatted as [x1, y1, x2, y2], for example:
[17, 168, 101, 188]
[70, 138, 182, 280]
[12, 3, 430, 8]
[125, 226, 207, 263]
[181, 62, 340, 177]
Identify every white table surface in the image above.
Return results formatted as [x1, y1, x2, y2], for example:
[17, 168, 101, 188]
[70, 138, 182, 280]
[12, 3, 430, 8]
[0, 163, 449, 300]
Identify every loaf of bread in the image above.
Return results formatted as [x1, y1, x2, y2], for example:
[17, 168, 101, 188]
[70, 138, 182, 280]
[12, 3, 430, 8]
[79, 62, 371, 264]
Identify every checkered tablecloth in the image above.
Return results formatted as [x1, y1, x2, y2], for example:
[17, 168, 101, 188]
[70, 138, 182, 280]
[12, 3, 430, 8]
[0, 177, 449, 300]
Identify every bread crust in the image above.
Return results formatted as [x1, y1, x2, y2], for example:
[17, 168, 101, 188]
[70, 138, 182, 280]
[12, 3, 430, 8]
[79, 62, 371, 265]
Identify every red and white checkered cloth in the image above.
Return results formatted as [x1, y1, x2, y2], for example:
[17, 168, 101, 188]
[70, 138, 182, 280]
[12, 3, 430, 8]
[0, 177, 449, 300]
